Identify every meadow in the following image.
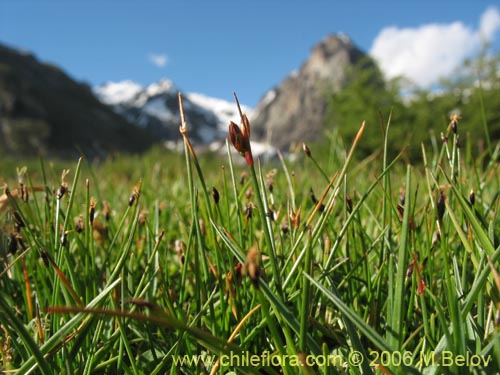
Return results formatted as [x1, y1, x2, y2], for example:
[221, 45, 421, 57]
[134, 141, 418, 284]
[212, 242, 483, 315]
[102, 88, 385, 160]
[1, 95, 500, 375]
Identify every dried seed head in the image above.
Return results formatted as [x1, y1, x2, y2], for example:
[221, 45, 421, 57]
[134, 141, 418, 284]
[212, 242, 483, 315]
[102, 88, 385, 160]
[345, 194, 353, 213]
[75, 214, 84, 233]
[20, 182, 29, 203]
[16, 167, 28, 202]
[450, 114, 461, 134]
[139, 209, 148, 226]
[13, 211, 24, 230]
[397, 204, 404, 221]
[289, 207, 301, 229]
[8, 232, 20, 254]
[243, 246, 261, 287]
[129, 186, 140, 207]
[245, 187, 253, 200]
[60, 231, 69, 247]
[440, 132, 448, 143]
[469, 189, 475, 206]
[399, 188, 406, 206]
[174, 240, 186, 265]
[56, 183, 68, 200]
[244, 203, 254, 221]
[239, 171, 248, 185]
[212, 186, 220, 204]
[406, 260, 416, 279]
[226, 270, 237, 299]
[57, 169, 70, 200]
[89, 197, 97, 225]
[234, 262, 243, 284]
[437, 190, 446, 222]
[281, 222, 290, 234]
[102, 201, 111, 221]
[302, 143, 311, 158]
[266, 169, 277, 193]
[92, 220, 108, 243]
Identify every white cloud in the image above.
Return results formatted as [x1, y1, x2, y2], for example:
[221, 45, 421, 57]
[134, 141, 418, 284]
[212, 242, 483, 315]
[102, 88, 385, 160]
[370, 7, 500, 87]
[479, 6, 500, 40]
[148, 53, 168, 68]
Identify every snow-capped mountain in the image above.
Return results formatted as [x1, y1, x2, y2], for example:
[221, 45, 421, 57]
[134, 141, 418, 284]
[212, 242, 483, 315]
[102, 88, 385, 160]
[94, 79, 253, 144]
[94, 80, 143, 105]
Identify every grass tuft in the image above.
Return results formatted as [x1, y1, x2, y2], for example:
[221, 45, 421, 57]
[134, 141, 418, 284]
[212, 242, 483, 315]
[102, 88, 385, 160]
[1, 99, 499, 375]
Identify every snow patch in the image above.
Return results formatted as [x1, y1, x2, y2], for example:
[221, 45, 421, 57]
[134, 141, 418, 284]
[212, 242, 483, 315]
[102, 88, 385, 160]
[187, 92, 253, 130]
[94, 80, 143, 105]
[142, 97, 175, 122]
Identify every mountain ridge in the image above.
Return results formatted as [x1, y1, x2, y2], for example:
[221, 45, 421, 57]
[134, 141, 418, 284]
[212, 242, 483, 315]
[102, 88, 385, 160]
[1, 33, 370, 158]
[250, 33, 374, 150]
[0, 42, 156, 158]
[94, 79, 253, 145]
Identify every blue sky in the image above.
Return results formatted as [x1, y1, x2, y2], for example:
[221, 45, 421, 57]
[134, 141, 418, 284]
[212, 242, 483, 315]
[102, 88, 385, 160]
[1, 1, 499, 107]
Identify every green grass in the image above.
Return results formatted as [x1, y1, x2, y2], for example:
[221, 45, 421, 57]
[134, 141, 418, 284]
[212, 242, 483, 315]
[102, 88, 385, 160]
[1, 108, 500, 375]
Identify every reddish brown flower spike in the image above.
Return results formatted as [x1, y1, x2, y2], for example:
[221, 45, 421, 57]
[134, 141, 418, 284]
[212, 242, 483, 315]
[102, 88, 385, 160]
[229, 121, 244, 153]
[229, 93, 254, 166]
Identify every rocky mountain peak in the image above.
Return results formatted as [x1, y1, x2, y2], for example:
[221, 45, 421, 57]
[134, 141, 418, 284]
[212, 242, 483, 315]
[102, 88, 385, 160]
[251, 33, 371, 150]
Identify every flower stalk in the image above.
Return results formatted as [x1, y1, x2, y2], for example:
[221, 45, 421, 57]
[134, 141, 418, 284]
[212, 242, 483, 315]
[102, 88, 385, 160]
[229, 93, 282, 297]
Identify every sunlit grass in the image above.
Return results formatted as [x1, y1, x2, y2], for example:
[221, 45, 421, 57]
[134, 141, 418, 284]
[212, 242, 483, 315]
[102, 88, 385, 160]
[1, 105, 500, 375]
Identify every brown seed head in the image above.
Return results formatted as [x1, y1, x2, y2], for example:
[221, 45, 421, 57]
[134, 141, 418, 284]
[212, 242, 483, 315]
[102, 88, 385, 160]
[174, 239, 186, 265]
[57, 169, 70, 200]
[437, 190, 446, 222]
[289, 207, 301, 229]
[266, 169, 277, 193]
[469, 189, 475, 206]
[75, 214, 84, 233]
[345, 194, 353, 213]
[244, 203, 254, 221]
[129, 185, 140, 207]
[89, 197, 97, 225]
[212, 186, 220, 204]
[243, 246, 261, 287]
[13, 211, 24, 230]
[450, 114, 461, 134]
[56, 183, 68, 200]
[139, 209, 148, 226]
[302, 143, 311, 157]
[440, 132, 448, 143]
[102, 201, 111, 221]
